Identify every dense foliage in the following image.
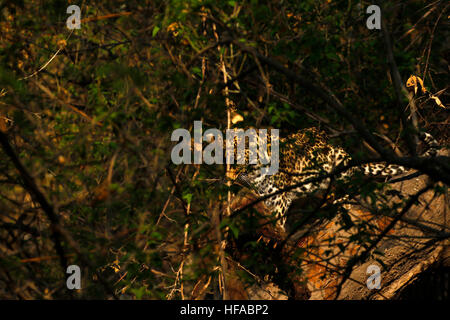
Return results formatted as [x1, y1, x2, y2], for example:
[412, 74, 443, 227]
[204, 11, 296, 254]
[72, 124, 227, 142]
[0, 0, 448, 299]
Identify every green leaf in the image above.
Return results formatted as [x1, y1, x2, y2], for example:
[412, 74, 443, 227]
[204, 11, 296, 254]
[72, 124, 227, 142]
[191, 67, 201, 76]
[152, 26, 160, 37]
[228, 223, 239, 238]
[182, 193, 193, 204]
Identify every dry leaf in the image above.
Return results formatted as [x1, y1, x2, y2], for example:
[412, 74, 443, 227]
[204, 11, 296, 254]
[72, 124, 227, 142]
[231, 113, 244, 124]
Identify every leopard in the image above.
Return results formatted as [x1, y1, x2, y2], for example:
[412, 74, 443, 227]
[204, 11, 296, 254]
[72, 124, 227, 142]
[230, 127, 439, 232]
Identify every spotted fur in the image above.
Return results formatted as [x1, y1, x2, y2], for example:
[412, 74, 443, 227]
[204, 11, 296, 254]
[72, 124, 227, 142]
[232, 128, 439, 231]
